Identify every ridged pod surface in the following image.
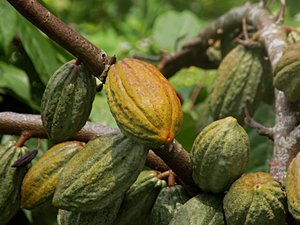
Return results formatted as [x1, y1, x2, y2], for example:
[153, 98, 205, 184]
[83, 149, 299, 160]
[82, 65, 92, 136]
[0, 141, 31, 225]
[106, 58, 183, 147]
[21, 141, 84, 209]
[209, 45, 273, 123]
[191, 117, 249, 193]
[223, 172, 286, 225]
[150, 185, 190, 225]
[41, 60, 96, 143]
[274, 42, 300, 102]
[57, 198, 123, 225]
[286, 151, 300, 220]
[169, 193, 225, 225]
[52, 131, 147, 212]
[113, 170, 167, 225]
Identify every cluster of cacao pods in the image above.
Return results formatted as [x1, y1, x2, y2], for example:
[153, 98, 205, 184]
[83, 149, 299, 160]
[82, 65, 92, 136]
[2, 54, 299, 225]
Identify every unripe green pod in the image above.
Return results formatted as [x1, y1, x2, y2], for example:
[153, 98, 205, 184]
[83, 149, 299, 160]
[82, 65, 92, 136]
[223, 172, 286, 225]
[114, 170, 167, 225]
[53, 131, 148, 212]
[0, 141, 31, 225]
[41, 60, 96, 143]
[191, 117, 249, 193]
[168, 193, 225, 225]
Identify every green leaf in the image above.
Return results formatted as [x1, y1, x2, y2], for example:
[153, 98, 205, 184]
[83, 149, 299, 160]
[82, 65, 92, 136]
[89, 92, 118, 128]
[152, 10, 203, 51]
[17, 18, 61, 84]
[175, 112, 198, 152]
[0, 61, 31, 101]
[0, 1, 17, 53]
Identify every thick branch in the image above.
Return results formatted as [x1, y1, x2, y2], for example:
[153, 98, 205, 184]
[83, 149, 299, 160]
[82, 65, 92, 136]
[152, 141, 200, 195]
[158, 2, 255, 78]
[247, 5, 300, 182]
[7, 0, 110, 76]
[0, 112, 197, 194]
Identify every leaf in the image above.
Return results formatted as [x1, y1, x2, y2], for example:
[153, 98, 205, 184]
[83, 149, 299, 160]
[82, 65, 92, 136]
[175, 112, 198, 152]
[0, 1, 18, 54]
[152, 10, 203, 51]
[17, 17, 61, 84]
[89, 92, 118, 128]
[0, 61, 31, 102]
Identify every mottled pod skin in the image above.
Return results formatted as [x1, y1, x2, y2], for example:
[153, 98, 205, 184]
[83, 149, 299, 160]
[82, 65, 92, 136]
[106, 58, 183, 147]
[41, 60, 96, 143]
[223, 172, 286, 225]
[209, 45, 273, 124]
[191, 117, 249, 193]
[113, 170, 167, 225]
[0, 141, 31, 225]
[52, 131, 148, 212]
[150, 185, 190, 225]
[286, 151, 300, 220]
[168, 194, 225, 225]
[21, 141, 84, 209]
[57, 198, 123, 225]
[274, 42, 300, 102]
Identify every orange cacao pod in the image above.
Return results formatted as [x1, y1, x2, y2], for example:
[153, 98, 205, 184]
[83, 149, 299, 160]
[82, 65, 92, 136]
[105, 58, 183, 147]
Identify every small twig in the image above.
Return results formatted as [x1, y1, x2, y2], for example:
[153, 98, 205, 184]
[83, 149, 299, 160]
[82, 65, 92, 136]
[276, 0, 286, 24]
[174, 33, 187, 51]
[242, 17, 250, 40]
[132, 54, 161, 62]
[244, 106, 274, 140]
[15, 131, 32, 147]
[168, 170, 176, 187]
[189, 84, 203, 110]
[157, 170, 170, 180]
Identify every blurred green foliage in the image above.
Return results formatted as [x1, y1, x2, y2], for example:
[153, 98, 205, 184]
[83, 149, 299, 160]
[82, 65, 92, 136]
[0, 1, 300, 223]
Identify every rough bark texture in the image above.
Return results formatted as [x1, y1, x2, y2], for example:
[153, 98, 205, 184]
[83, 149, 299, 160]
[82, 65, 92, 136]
[247, 5, 300, 183]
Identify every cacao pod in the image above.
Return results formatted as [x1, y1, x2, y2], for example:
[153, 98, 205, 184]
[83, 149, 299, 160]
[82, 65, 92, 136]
[286, 151, 300, 220]
[105, 58, 183, 147]
[57, 198, 122, 225]
[169, 193, 225, 225]
[41, 60, 96, 143]
[52, 131, 148, 212]
[273, 42, 300, 102]
[209, 44, 273, 123]
[149, 185, 190, 225]
[0, 141, 31, 225]
[191, 116, 249, 193]
[21, 141, 84, 209]
[223, 172, 286, 225]
[113, 170, 167, 225]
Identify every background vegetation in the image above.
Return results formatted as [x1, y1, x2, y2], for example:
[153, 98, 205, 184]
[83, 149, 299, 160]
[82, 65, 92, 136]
[0, 0, 300, 223]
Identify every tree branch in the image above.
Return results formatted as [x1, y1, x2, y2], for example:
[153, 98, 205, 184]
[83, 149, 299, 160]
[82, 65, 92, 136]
[246, 5, 300, 183]
[158, 2, 255, 78]
[0, 112, 198, 194]
[7, 0, 111, 77]
[152, 141, 200, 195]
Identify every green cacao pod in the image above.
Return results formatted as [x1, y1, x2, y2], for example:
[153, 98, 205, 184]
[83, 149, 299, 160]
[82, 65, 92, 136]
[149, 185, 190, 225]
[273, 42, 300, 102]
[286, 151, 300, 220]
[52, 131, 148, 212]
[57, 198, 122, 225]
[191, 116, 249, 193]
[41, 60, 96, 143]
[21, 141, 84, 209]
[113, 170, 167, 225]
[169, 193, 225, 225]
[209, 44, 273, 123]
[106, 58, 183, 147]
[0, 141, 31, 225]
[223, 172, 286, 225]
